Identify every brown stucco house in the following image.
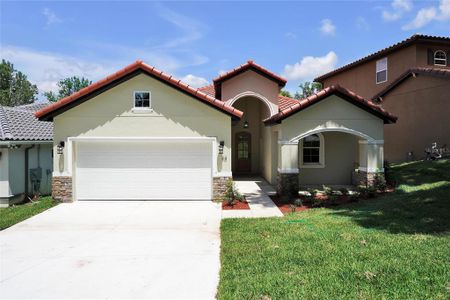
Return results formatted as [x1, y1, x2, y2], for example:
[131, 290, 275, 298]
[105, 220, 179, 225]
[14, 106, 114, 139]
[315, 34, 450, 162]
[36, 60, 396, 202]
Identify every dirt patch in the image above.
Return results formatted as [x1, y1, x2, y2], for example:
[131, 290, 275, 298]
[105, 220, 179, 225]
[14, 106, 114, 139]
[222, 201, 250, 210]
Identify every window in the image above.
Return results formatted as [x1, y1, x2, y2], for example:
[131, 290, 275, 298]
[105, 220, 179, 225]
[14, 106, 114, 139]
[300, 133, 325, 168]
[434, 50, 447, 66]
[134, 91, 151, 109]
[237, 134, 250, 159]
[376, 57, 388, 84]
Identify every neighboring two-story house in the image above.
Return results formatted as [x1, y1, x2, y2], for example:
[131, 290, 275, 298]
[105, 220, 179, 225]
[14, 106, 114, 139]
[315, 34, 450, 162]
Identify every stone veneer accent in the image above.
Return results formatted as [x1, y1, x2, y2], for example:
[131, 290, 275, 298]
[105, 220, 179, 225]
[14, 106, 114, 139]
[52, 176, 73, 202]
[213, 176, 232, 201]
[277, 172, 299, 196]
[351, 170, 382, 186]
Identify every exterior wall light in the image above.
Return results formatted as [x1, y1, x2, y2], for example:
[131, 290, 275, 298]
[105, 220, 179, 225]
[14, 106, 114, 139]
[57, 141, 65, 155]
[218, 141, 225, 154]
[243, 121, 249, 128]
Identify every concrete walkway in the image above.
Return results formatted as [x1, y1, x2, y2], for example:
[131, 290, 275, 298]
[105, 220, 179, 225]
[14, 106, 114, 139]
[222, 177, 283, 218]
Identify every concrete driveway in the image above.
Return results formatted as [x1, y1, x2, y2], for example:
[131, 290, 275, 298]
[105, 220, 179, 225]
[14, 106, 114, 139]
[0, 201, 221, 299]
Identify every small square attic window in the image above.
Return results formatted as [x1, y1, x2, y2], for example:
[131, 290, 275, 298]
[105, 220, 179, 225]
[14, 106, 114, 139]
[134, 91, 151, 109]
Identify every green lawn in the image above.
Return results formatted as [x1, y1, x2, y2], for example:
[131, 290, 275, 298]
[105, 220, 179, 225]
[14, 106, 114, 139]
[0, 196, 57, 230]
[219, 159, 450, 299]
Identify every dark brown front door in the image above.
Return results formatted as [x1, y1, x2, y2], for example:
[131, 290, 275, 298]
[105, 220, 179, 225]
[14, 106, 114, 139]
[235, 132, 251, 173]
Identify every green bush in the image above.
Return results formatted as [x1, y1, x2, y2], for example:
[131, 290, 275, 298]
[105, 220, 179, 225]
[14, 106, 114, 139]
[339, 187, 349, 196]
[224, 180, 245, 205]
[374, 173, 387, 192]
[294, 198, 303, 207]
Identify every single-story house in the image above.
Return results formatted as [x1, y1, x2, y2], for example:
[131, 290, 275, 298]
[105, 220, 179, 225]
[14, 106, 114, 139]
[0, 103, 53, 207]
[35, 60, 396, 202]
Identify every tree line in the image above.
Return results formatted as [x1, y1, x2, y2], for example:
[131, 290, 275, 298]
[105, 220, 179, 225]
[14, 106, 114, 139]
[0, 59, 91, 106]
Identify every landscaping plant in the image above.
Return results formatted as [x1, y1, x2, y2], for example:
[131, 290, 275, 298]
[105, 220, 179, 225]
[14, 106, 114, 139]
[224, 180, 245, 206]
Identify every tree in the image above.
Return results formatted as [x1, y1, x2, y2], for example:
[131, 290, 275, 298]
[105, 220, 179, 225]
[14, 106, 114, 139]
[279, 89, 292, 98]
[0, 59, 38, 106]
[44, 76, 92, 102]
[294, 81, 323, 99]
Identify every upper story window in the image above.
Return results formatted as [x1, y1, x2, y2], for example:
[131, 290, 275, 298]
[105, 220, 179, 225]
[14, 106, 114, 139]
[133, 91, 151, 110]
[376, 57, 388, 84]
[434, 50, 447, 66]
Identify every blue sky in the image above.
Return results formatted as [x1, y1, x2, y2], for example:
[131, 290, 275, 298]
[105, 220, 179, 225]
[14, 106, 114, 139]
[1, 0, 449, 98]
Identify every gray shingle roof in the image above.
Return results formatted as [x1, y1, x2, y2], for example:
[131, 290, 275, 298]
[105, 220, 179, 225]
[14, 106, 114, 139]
[0, 102, 53, 141]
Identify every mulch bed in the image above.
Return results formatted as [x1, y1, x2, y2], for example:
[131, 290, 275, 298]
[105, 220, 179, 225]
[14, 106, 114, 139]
[271, 187, 396, 215]
[222, 201, 250, 210]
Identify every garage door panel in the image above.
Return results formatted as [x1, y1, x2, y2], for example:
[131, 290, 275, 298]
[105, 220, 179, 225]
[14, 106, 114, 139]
[75, 140, 213, 200]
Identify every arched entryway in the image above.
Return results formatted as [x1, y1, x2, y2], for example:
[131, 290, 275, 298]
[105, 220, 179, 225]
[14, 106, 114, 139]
[229, 94, 272, 176]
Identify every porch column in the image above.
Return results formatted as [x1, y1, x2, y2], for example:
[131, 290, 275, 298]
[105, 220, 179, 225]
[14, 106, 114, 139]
[353, 140, 384, 186]
[276, 141, 299, 196]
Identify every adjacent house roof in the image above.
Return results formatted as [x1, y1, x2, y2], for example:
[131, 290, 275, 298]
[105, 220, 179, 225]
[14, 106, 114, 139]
[212, 60, 287, 99]
[35, 60, 243, 121]
[373, 67, 450, 101]
[315, 34, 450, 82]
[265, 85, 397, 124]
[0, 103, 53, 142]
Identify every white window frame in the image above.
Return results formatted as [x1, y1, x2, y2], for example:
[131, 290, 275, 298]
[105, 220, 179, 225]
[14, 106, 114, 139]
[434, 50, 447, 66]
[376, 57, 388, 84]
[299, 133, 325, 168]
[132, 91, 152, 113]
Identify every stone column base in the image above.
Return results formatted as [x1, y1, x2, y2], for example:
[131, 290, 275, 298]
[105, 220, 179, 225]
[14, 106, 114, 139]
[352, 170, 382, 186]
[52, 176, 73, 202]
[277, 172, 299, 196]
[213, 176, 232, 201]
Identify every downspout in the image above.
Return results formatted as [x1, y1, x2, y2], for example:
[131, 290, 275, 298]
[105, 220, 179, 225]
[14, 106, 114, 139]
[25, 145, 35, 196]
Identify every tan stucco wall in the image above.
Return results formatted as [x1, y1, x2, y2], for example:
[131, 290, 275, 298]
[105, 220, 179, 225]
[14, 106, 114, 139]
[54, 73, 232, 175]
[416, 44, 450, 68]
[322, 45, 417, 99]
[298, 132, 359, 185]
[221, 70, 280, 106]
[381, 75, 450, 162]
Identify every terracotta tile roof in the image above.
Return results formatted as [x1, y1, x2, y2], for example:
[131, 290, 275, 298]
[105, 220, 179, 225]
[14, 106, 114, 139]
[315, 34, 450, 82]
[373, 67, 450, 101]
[1, 103, 53, 141]
[36, 61, 243, 121]
[278, 95, 300, 110]
[265, 85, 397, 124]
[198, 84, 215, 96]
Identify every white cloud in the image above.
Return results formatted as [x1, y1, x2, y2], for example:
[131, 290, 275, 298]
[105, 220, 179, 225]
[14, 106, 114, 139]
[283, 51, 338, 81]
[42, 8, 62, 26]
[0, 46, 119, 95]
[402, 0, 450, 30]
[319, 19, 336, 36]
[382, 0, 413, 21]
[356, 17, 370, 31]
[180, 74, 209, 88]
[284, 32, 297, 39]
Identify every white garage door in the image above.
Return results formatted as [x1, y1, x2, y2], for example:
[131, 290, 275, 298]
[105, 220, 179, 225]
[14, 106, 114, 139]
[75, 140, 213, 200]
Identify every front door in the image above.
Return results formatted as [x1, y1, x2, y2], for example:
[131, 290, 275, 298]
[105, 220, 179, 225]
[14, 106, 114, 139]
[235, 132, 251, 173]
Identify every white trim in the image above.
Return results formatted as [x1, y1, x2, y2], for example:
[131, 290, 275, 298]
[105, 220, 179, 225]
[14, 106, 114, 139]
[68, 136, 216, 142]
[358, 166, 384, 173]
[278, 168, 299, 174]
[358, 140, 384, 145]
[376, 57, 388, 84]
[299, 133, 325, 169]
[226, 91, 277, 117]
[289, 127, 376, 143]
[278, 140, 298, 145]
[53, 171, 71, 177]
[133, 90, 152, 110]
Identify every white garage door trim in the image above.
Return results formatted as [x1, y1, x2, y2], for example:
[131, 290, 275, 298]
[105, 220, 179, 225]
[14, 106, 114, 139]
[69, 137, 217, 201]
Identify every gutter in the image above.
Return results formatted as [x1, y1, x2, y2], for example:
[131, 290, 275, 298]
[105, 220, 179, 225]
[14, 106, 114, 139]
[0, 140, 53, 147]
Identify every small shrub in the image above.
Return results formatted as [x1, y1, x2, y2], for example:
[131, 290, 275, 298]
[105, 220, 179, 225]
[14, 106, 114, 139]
[357, 185, 369, 198]
[224, 180, 245, 205]
[289, 204, 297, 213]
[374, 174, 387, 192]
[339, 187, 349, 196]
[349, 191, 360, 202]
[323, 185, 333, 197]
[312, 196, 323, 208]
[367, 185, 377, 198]
[294, 198, 303, 207]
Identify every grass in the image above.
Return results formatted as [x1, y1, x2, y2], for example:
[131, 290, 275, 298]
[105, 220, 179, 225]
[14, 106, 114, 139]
[0, 196, 57, 230]
[218, 159, 450, 299]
